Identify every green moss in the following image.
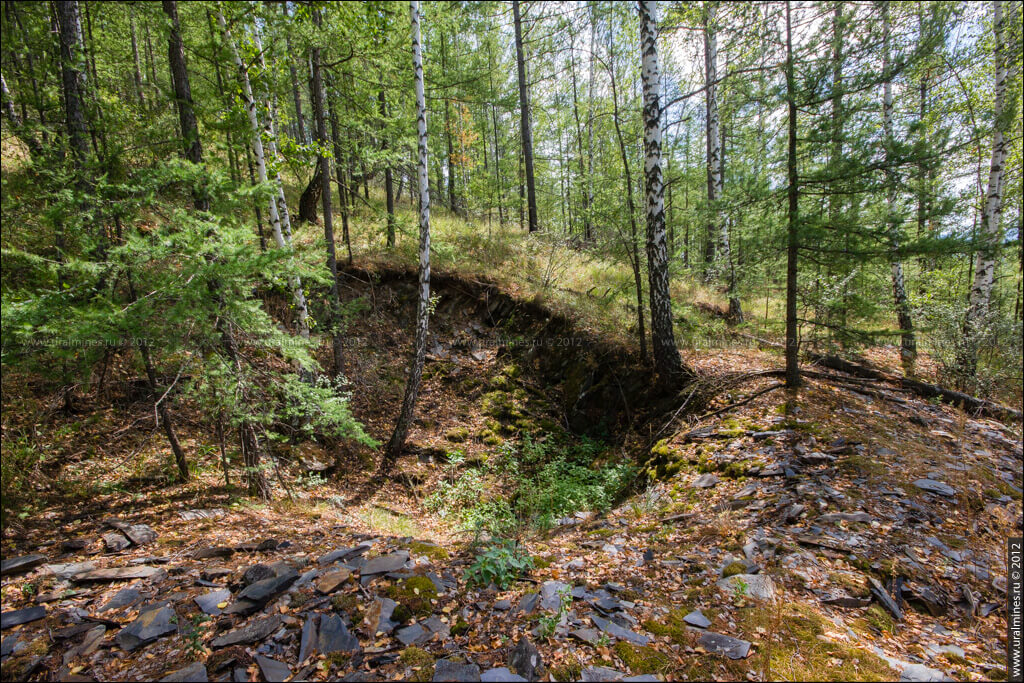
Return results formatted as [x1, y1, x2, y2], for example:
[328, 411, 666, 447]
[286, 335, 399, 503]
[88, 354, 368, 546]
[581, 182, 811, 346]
[721, 561, 747, 578]
[642, 607, 693, 644]
[827, 572, 870, 598]
[481, 391, 522, 420]
[450, 618, 471, 636]
[445, 427, 470, 442]
[385, 576, 438, 618]
[532, 555, 553, 569]
[407, 540, 450, 561]
[861, 605, 895, 635]
[550, 663, 583, 682]
[736, 603, 893, 681]
[613, 642, 672, 674]
[400, 646, 436, 683]
[325, 651, 353, 669]
[331, 592, 358, 613]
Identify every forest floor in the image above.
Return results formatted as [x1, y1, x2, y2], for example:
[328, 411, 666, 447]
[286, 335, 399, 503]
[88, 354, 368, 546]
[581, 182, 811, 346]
[1, 266, 1021, 683]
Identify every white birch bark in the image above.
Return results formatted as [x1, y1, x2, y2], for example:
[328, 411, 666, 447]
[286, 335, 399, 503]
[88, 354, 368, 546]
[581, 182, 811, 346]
[218, 11, 309, 340]
[384, 0, 432, 464]
[967, 0, 1008, 329]
[640, 0, 684, 382]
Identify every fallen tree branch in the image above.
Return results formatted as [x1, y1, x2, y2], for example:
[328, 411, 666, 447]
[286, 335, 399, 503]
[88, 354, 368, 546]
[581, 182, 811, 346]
[695, 383, 786, 421]
[810, 354, 1020, 422]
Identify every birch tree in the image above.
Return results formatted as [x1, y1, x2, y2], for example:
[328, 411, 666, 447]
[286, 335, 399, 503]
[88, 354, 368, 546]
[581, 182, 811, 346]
[217, 9, 310, 343]
[384, 0, 432, 467]
[960, 0, 1011, 384]
[639, 0, 685, 383]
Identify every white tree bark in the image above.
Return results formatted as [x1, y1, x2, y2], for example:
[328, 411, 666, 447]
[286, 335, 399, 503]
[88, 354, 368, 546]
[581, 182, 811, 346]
[640, 0, 684, 382]
[218, 11, 309, 340]
[384, 0, 432, 464]
[967, 0, 1008, 330]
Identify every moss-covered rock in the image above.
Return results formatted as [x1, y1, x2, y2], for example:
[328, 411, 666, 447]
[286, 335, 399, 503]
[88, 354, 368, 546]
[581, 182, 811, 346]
[721, 561, 748, 578]
[400, 646, 436, 683]
[450, 618, 470, 636]
[445, 427, 469, 442]
[406, 540, 450, 562]
[385, 575, 438, 618]
[613, 642, 672, 675]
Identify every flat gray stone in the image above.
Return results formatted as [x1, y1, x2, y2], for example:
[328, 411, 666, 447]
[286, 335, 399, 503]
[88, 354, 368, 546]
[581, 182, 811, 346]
[590, 614, 649, 646]
[699, 631, 751, 659]
[124, 524, 157, 546]
[224, 570, 297, 614]
[103, 532, 132, 552]
[683, 610, 711, 628]
[45, 561, 97, 580]
[255, 655, 291, 683]
[360, 551, 409, 576]
[540, 580, 570, 610]
[100, 587, 142, 612]
[1, 606, 46, 630]
[194, 588, 231, 616]
[298, 615, 317, 663]
[899, 663, 954, 682]
[912, 479, 956, 497]
[717, 574, 776, 601]
[160, 661, 209, 682]
[581, 666, 626, 682]
[318, 614, 360, 654]
[1, 554, 46, 576]
[693, 473, 720, 488]
[363, 597, 398, 635]
[73, 565, 167, 583]
[210, 614, 281, 648]
[517, 592, 540, 614]
[397, 623, 429, 646]
[116, 606, 176, 651]
[433, 659, 481, 682]
[507, 637, 543, 680]
[869, 577, 903, 620]
[318, 543, 371, 565]
[481, 668, 527, 682]
[571, 627, 603, 645]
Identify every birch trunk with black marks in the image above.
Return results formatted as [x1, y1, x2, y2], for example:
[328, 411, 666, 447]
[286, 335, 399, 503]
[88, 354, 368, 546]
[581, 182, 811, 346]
[881, 2, 917, 372]
[960, 0, 1009, 384]
[218, 12, 310, 342]
[639, 1, 685, 384]
[56, 0, 88, 168]
[384, 0, 432, 467]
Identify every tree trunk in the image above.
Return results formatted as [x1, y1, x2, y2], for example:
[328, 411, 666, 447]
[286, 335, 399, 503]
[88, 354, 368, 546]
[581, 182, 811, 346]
[881, 2, 917, 372]
[218, 11, 310, 341]
[703, 1, 720, 278]
[309, 10, 345, 377]
[513, 0, 539, 232]
[639, 0, 686, 383]
[299, 168, 322, 223]
[56, 0, 88, 168]
[379, 88, 396, 247]
[960, 0, 1009, 385]
[165, 0, 271, 495]
[608, 19, 647, 363]
[328, 80, 354, 264]
[384, 0, 432, 467]
[784, 0, 800, 389]
[129, 14, 145, 108]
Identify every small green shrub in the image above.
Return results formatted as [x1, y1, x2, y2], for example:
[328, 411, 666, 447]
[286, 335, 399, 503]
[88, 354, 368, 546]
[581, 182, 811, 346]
[464, 539, 534, 589]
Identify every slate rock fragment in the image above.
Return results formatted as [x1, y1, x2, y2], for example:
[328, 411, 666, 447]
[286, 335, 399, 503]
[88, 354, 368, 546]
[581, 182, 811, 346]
[433, 659, 481, 682]
[116, 606, 176, 651]
[160, 661, 209, 682]
[1, 554, 46, 577]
